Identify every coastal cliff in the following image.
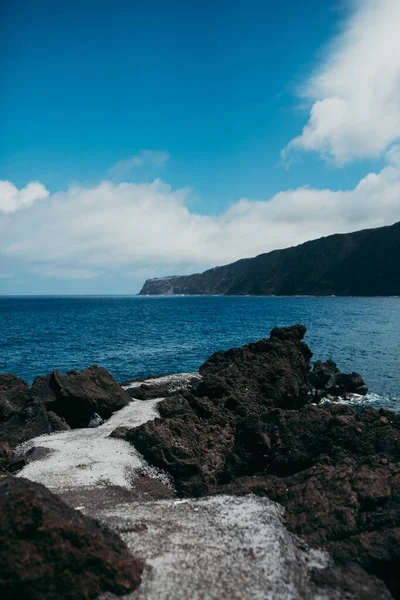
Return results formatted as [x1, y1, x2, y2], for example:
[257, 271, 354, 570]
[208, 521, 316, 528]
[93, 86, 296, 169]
[139, 221, 400, 296]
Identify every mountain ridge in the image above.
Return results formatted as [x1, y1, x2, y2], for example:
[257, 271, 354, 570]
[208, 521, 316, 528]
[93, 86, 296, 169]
[139, 221, 400, 296]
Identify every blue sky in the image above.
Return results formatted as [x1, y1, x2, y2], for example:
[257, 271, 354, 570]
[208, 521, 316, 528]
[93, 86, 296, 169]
[1, 0, 400, 294]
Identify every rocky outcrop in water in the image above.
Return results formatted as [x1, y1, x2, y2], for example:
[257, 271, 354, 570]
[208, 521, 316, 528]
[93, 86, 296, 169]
[0, 476, 142, 600]
[309, 359, 368, 400]
[139, 221, 400, 296]
[125, 325, 368, 495]
[121, 326, 400, 598]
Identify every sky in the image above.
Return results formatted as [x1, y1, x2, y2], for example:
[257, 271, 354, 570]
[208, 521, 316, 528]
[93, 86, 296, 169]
[1, 0, 400, 294]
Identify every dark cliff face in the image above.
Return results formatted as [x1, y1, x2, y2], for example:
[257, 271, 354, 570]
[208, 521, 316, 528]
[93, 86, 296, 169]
[139, 221, 400, 296]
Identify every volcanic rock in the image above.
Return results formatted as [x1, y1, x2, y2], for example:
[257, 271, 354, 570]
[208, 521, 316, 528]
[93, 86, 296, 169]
[196, 323, 312, 410]
[47, 410, 71, 432]
[0, 476, 142, 600]
[31, 365, 131, 428]
[125, 325, 399, 598]
[0, 374, 31, 422]
[309, 359, 368, 399]
[123, 373, 202, 401]
[0, 399, 51, 448]
[0, 442, 25, 473]
[127, 325, 314, 496]
[219, 403, 400, 599]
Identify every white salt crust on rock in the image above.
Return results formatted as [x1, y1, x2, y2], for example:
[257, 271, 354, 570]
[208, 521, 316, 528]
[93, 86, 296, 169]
[97, 495, 342, 600]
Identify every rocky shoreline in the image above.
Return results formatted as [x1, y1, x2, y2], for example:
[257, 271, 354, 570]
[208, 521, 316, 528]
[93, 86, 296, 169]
[0, 325, 399, 599]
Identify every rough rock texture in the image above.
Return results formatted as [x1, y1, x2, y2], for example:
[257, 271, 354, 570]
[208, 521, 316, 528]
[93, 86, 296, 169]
[127, 325, 367, 497]
[31, 366, 131, 428]
[219, 405, 400, 599]
[0, 441, 25, 473]
[196, 324, 312, 410]
[309, 359, 368, 400]
[0, 366, 130, 471]
[0, 476, 142, 600]
[47, 410, 71, 432]
[0, 374, 31, 421]
[0, 374, 53, 467]
[127, 325, 313, 496]
[125, 326, 398, 598]
[0, 399, 51, 448]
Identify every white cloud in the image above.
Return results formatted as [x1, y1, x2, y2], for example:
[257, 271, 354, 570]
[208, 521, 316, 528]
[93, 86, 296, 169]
[0, 180, 49, 213]
[32, 267, 101, 280]
[1, 149, 400, 284]
[109, 150, 170, 179]
[283, 0, 400, 164]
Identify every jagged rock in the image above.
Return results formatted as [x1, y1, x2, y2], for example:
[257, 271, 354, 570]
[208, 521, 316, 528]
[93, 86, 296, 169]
[125, 325, 400, 598]
[0, 477, 142, 600]
[109, 426, 131, 439]
[0, 374, 31, 422]
[31, 366, 131, 428]
[48, 411, 71, 432]
[0, 442, 25, 473]
[0, 399, 51, 448]
[126, 325, 314, 496]
[0, 375, 52, 457]
[217, 405, 400, 600]
[309, 359, 368, 399]
[196, 323, 312, 410]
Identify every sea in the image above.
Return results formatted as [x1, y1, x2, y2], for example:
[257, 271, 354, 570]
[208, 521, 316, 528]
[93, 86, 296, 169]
[1, 295, 399, 411]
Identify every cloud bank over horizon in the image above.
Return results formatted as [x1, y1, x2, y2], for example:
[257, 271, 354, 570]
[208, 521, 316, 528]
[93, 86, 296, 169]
[283, 0, 400, 165]
[1, 146, 400, 288]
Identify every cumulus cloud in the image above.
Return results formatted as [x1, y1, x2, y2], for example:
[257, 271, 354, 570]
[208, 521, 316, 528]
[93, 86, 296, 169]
[0, 180, 49, 213]
[283, 0, 400, 164]
[1, 149, 400, 284]
[109, 150, 170, 180]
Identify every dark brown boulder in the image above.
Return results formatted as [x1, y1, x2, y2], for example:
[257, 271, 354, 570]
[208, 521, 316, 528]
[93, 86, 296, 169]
[0, 442, 25, 473]
[128, 412, 234, 496]
[196, 323, 312, 411]
[0, 375, 69, 458]
[31, 365, 131, 428]
[47, 410, 71, 432]
[309, 359, 368, 399]
[124, 325, 399, 597]
[0, 374, 31, 422]
[126, 325, 315, 496]
[0, 399, 51, 448]
[218, 404, 400, 600]
[0, 476, 142, 600]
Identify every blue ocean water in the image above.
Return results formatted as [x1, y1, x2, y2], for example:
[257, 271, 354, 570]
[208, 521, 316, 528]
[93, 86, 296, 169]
[0, 296, 399, 410]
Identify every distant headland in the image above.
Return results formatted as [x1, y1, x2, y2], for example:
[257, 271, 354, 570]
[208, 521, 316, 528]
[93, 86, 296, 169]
[139, 221, 400, 296]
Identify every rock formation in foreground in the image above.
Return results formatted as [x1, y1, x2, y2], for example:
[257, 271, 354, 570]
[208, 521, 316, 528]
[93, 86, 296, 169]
[139, 220, 400, 296]
[0, 476, 142, 600]
[0, 366, 131, 472]
[122, 325, 400, 599]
